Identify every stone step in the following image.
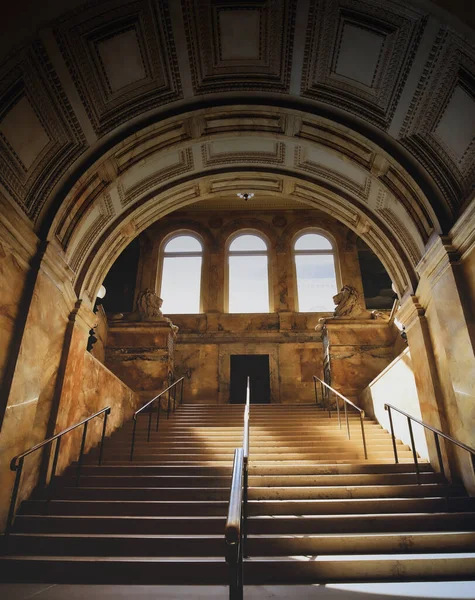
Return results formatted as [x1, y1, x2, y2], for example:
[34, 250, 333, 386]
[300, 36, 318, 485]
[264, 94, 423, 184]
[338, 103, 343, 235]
[5, 531, 475, 557]
[72, 462, 433, 476]
[44, 483, 461, 501]
[0, 553, 474, 584]
[19, 497, 475, 517]
[55, 472, 443, 488]
[12, 512, 475, 535]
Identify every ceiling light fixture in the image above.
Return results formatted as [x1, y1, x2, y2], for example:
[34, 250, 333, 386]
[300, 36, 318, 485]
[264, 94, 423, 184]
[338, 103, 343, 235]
[237, 192, 254, 201]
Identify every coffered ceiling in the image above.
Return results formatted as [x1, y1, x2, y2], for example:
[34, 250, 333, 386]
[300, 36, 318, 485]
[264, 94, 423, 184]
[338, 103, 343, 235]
[0, 0, 474, 300]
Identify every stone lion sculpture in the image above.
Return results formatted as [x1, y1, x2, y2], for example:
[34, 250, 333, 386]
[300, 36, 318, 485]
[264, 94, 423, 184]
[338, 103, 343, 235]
[333, 285, 361, 318]
[136, 288, 163, 320]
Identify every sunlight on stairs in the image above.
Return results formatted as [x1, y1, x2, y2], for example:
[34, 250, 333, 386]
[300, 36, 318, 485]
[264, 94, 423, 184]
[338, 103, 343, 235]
[1, 403, 474, 585]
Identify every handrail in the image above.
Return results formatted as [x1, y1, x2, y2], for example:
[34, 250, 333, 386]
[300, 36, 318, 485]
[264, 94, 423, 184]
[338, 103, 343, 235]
[225, 376, 251, 600]
[6, 406, 110, 533]
[130, 376, 185, 461]
[384, 403, 475, 484]
[313, 376, 367, 459]
[225, 448, 244, 599]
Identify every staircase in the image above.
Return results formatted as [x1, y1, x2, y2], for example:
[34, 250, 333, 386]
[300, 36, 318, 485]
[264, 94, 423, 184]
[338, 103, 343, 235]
[1, 403, 475, 584]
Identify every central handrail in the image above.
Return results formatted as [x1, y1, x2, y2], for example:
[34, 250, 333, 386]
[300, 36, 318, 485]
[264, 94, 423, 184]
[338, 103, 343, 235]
[384, 403, 475, 484]
[7, 406, 110, 533]
[225, 376, 250, 600]
[313, 376, 367, 459]
[130, 376, 185, 461]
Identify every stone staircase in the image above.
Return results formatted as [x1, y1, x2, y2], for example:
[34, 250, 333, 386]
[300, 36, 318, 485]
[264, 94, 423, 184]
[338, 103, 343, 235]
[1, 403, 475, 583]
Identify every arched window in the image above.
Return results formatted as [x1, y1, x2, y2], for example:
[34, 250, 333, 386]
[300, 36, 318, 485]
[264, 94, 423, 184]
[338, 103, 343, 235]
[294, 232, 338, 312]
[228, 233, 270, 313]
[160, 234, 203, 314]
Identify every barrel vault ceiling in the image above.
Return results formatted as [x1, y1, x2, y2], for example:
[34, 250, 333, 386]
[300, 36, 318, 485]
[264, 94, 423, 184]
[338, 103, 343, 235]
[0, 0, 474, 300]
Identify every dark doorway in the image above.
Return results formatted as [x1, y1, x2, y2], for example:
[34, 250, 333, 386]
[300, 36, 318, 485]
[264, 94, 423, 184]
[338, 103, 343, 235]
[230, 355, 271, 404]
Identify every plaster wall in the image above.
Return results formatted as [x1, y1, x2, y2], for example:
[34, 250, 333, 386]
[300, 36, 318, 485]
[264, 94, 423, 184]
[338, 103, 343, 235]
[360, 348, 429, 461]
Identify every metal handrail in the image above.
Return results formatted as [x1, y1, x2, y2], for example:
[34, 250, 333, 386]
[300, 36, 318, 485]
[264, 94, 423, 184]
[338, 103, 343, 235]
[313, 376, 367, 459]
[225, 376, 251, 600]
[130, 376, 185, 461]
[384, 403, 475, 484]
[6, 406, 110, 533]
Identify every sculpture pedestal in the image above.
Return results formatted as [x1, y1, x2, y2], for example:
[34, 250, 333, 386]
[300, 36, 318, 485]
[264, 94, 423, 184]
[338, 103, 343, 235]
[105, 319, 177, 401]
[322, 319, 396, 400]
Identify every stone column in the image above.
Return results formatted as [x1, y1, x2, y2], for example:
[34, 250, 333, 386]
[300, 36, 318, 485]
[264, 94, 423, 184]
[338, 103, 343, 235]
[134, 232, 160, 302]
[414, 235, 475, 493]
[397, 295, 451, 477]
[275, 241, 293, 312]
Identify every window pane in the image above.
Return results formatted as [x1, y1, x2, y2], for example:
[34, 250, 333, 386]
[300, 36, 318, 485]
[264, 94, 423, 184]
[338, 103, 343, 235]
[165, 235, 202, 253]
[229, 255, 269, 313]
[295, 233, 332, 251]
[229, 234, 267, 252]
[295, 254, 337, 311]
[161, 256, 202, 313]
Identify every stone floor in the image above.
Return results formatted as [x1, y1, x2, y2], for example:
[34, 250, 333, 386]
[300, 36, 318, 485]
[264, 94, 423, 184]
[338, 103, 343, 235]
[1, 583, 475, 600]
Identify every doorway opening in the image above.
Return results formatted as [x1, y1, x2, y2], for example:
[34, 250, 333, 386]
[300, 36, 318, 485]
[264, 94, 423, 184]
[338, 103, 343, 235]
[229, 355, 271, 404]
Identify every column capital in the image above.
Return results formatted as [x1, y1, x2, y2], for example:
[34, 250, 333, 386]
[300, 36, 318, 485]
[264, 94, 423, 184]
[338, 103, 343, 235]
[416, 234, 459, 289]
[398, 295, 425, 330]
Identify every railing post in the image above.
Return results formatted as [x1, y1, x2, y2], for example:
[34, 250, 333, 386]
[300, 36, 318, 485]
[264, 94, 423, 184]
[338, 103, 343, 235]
[167, 386, 171, 419]
[76, 421, 89, 487]
[324, 382, 330, 418]
[243, 458, 248, 558]
[6, 457, 24, 534]
[385, 405, 399, 464]
[98, 408, 109, 465]
[147, 404, 153, 442]
[130, 417, 137, 461]
[180, 377, 184, 407]
[407, 416, 420, 484]
[343, 401, 350, 439]
[360, 413, 368, 460]
[50, 437, 62, 485]
[434, 432, 446, 479]
[313, 377, 318, 405]
[335, 392, 341, 428]
[156, 394, 161, 432]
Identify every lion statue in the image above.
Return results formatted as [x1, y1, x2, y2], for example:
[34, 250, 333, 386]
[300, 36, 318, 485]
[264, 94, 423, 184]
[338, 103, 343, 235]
[136, 288, 163, 320]
[333, 285, 361, 318]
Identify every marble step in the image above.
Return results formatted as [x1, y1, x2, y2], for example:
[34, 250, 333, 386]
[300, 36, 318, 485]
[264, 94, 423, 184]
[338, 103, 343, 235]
[71, 462, 433, 476]
[0, 553, 474, 584]
[54, 472, 443, 488]
[44, 483, 462, 501]
[5, 531, 475, 557]
[12, 512, 475, 535]
[19, 497, 475, 517]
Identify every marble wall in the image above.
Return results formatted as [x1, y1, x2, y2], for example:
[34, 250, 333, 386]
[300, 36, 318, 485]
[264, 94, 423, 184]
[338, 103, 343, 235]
[322, 319, 397, 399]
[360, 348, 429, 461]
[0, 246, 72, 530]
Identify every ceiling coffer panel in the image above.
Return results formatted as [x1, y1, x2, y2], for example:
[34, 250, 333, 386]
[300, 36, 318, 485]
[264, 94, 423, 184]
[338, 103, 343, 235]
[0, 40, 86, 221]
[53, 0, 182, 136]
[182, 0, 297, 94]
[301, 0, 426, 129]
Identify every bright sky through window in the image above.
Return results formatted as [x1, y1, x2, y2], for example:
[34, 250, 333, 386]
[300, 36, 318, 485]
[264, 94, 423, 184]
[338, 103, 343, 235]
[228, 234, 269, 313]
[160, 235, 202, 314]
[294, 233, 337, 312]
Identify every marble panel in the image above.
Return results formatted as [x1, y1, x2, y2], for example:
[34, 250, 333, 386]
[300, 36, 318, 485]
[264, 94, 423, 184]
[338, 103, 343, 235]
[0, 270, 69, 530]
[434, 86, 475, 162]
[0, 96, 49, 170]
[335, 24, 385, 88]
[360, 348, 429, 460]
[0, 232, 29, 395]
[97, 29, 146, 92]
